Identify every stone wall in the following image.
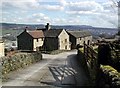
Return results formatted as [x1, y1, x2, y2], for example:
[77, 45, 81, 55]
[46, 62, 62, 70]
[1, 51, 42, 82]
[77, 42, 120, 87]
[99, 65, 120, 87]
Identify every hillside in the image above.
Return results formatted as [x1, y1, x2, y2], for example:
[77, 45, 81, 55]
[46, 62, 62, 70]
[0, 23, 117, 30]
[1, 23, 118, 38]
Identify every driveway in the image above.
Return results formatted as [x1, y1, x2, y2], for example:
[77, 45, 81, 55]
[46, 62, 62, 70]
[2, 50, 90, 87]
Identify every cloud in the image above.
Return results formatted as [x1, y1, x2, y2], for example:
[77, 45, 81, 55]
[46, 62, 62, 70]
[66, 1, 115, 15]
[1, 0, 65, 11]
[67, 1, 104, 12]
[100, 13, 118, 27]
[2, 12, 51, 24]
[2, 0, 39, 10]
[65, 1, 118, 27]
[32, 13, 45, 17]
[102, 1, 118, 13]
[52, 17, 82, 25]
[37, 0, 66, 11]
[59, 0, 68, 6]
[25, 13, 51, 24]
[52, 18, 67, 24]
[32, 13, 50, 21]
[1, 0, 118, 28]
[41, 5, 64, 11]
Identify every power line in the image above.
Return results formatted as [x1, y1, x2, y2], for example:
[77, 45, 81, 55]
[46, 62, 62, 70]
[107, 0, 118, 28]
[108, 0, 118, 13]
[111, 5, 117, 13]
[109, 0, 118, 7]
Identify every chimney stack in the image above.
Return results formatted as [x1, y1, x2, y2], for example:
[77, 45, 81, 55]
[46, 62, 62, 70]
[45, 23, 50, 30]
[24, 27, 28, 32]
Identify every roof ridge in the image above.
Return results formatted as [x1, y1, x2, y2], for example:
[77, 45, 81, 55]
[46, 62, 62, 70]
[27, 30, 44, 38]
[67, 30, 91, 38]
[44, 29, 64, 37]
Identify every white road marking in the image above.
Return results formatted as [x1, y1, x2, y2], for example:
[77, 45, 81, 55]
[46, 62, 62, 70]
[2, 50, 77, 86]
[2, 54, 59, 86]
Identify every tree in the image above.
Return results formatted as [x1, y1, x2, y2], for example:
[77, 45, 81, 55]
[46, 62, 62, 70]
[117, 30, 120, 35]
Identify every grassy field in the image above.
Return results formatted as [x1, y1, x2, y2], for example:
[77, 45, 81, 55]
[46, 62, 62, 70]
[2, 29, 24, 36]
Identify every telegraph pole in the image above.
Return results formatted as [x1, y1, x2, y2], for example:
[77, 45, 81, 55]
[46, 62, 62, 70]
[118, 1, 120, 35]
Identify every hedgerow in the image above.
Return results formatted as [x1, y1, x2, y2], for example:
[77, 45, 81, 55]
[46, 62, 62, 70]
[100, 65, 120, 86]
[1, 52, 42, 82]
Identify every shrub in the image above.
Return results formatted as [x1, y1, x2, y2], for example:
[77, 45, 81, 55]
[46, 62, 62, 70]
[100, 65, 120, 86]
[1, 52, 42, 82]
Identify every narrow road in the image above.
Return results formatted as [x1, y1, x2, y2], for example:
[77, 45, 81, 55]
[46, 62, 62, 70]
[2, 50, 90, 87]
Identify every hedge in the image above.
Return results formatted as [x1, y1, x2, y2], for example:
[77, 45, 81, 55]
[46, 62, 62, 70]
[0, 52, 42, 82]
[100, 65, 120, 86]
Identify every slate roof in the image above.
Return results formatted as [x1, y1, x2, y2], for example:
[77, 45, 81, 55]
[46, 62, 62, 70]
[44, 29, 63, 37]
[36, 28, 47, 31]
[28, 30, 44, 38]
[67, 31, 92, 38]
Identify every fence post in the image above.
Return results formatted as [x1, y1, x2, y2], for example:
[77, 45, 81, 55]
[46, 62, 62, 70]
[91, 47, 94, 69]
[83, 41, 86, 60]
[95, 43, 111, 86]
[87, 40, 90, 46]
[95, 44, 101, 86]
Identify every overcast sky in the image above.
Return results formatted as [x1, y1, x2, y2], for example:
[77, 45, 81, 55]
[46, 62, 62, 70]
[0, 0, 119, 28]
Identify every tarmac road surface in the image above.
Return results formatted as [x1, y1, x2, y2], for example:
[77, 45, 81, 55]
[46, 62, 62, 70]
[2, 50, 90, 87]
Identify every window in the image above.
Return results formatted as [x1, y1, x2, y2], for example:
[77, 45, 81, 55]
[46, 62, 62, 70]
[41, 38, 44, 41]
[36, 47, 39, 51]
[65, 45, 67, 49]
[65, 39, 67, 43]
[36, 38, 39, 42]
[79, 37, 81, 40]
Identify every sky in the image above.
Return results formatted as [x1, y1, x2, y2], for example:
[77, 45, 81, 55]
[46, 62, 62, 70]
[0, 0, 119, 28]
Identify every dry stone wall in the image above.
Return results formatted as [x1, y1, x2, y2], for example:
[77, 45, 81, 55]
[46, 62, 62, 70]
[0, 52, 42, 82]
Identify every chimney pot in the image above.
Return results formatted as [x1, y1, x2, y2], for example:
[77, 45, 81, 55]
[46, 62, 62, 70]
[45, 23, 50, 30]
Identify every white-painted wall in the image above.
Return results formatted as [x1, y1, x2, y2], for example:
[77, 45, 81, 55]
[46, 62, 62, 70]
[33, 38, 44, 51]
[0, 42, 5, 57]
[58, 30, 71, 50]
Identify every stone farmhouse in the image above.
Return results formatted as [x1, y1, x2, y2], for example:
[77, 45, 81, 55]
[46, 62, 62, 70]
[17, 23, 93, 51]
[43, 29, 71, 51]
[67, 31, 92, 49]
[40, 23, 71, 51]
[17, 30, 44, 51]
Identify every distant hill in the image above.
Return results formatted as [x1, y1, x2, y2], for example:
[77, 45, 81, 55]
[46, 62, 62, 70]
[0, 23, 44, 30]
[1, 23, 118, 37]
[0, 23, 117, 30]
